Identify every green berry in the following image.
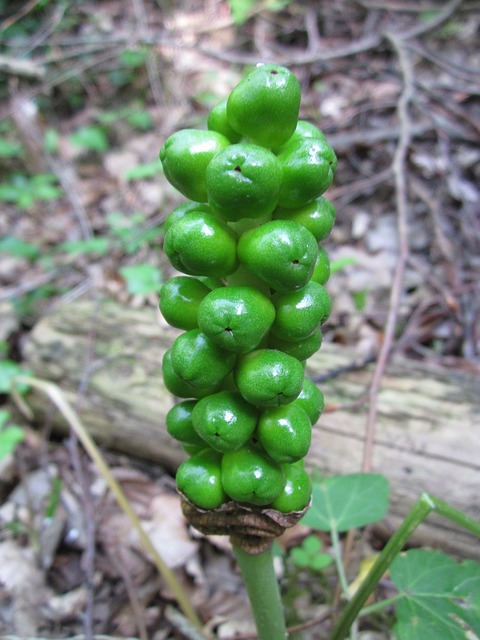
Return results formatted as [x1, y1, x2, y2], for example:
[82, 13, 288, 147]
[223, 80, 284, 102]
[192, 391, 258, 452]
[292, 377, 324, 425]
[237, 220, 318, 293]
[221, 444, 285, 506]
[160, 129, 230, 202]
[268, 329, 323, 362]
[164, 201, 212, 234]
[310, 246, 331, 285]
[205, 143, 282, 221]
[166, 400, 205, 446]
[164, 212, 238, 278]
[234, 349, 304, 407]
[171, 329, 236, 390]
[159, 276, 211, 330]
[197, 285, 275, 353]
[208, 98, 242, 143]
[162, 349, 220, 399]
[277, 137, 337, 208]
[275, 120, 328, 154]
[256, 404, 311, 464]
[226, 64, 301, 148]
[176, 448, 227, 510]
[273, 196, 336, 243]
[269, 463, 312, 512]
[270, 281, 332, 341]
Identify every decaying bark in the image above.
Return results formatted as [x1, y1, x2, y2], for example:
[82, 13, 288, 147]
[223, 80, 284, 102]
[21, 299, 480, 559]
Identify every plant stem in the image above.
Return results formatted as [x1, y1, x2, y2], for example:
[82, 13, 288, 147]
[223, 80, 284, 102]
[330, 527, 350, 599]
[232, 542, 288, 640]
[329, 492, 480, 640]
[358, 593, 403, 618]
[330, 526, 357, 640]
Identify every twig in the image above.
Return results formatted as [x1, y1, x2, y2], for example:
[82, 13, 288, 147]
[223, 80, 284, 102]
[130, 0, 165, 107]
[337, 27, 416, 606]
[0, 0, 43, 30]
[398, 0, 463, 40]
[0, 54, 45, 78]
[362, 32, 414, 474]
[9, 91, 93, 240]
[198, 33, 382, 66]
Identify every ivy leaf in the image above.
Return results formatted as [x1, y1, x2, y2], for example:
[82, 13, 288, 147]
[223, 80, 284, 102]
[391, 549, 480, 640]
[301, 473, 389, 532]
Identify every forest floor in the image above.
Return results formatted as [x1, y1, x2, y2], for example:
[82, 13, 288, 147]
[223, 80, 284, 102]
[0, 1, 479, 638]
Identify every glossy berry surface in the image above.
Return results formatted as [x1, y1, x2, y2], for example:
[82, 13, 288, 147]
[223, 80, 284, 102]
[163, 212, 238, 278]
[269, 463, 312, 513]
[192, 390, 258, 452]
[159, 63, 336, 512]
[176, 448, 227, 509]
[197, 285, 275, 353]
[206, 143, 282, 221]
[221, 444, 285, 506]
[160, 129, 230, 202]
[159, 276, 211, 330]
[171, 329, 236, 390]
[256, 404, 312, 463]
[234, 348, 305, 407]
[226, 63, 301, 148]
[237, 220, 318, 293]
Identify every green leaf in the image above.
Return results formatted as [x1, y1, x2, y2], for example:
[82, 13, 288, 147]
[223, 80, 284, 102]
[124, 159, 163, 181]
[330, 256, 358, 273]
[69, 125, 109, 152]
[391, 549, 480, 640]
[127, 110, 153, 131]
[290, 534, 333, 571]
[0, 424, 25, 460]
[0, 409, 9, 429]
[30, 174, 62, 201]
[120, 48, 149, 68]
[0, 235, 40, 260]
[58, 237, 110, 256]
[121, 226, 163, 254]
[301, 473, 389, 532]
[352, 290, 367, 312]
[0, 136, 23, 158]
[0, 361, 31, 394]
[44, 128, 60, 153]
[119, 263, 162, 295]
[227, 0, 256, 23]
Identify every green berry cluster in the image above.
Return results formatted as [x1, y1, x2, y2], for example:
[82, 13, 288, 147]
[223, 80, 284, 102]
[159, 64, 336, 514]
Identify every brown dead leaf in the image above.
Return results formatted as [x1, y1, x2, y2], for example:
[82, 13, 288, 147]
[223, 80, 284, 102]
[0, 539, 50, 636]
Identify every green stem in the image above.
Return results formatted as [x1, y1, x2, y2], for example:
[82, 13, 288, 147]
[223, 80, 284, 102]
[330, 527, 350, 599]
[358, 594, 403, 618]
[329, 493, 480, 640]
[232, 543, 288, 640]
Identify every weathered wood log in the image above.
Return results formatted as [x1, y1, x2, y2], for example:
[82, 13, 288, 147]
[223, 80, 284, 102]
[21, 299, 480, 559]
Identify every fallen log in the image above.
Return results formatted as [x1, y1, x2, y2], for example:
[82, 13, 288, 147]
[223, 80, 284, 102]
[21, 299, 480, 559]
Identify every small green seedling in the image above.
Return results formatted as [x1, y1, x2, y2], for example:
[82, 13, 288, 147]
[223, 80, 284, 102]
[290, 534, 333, 571]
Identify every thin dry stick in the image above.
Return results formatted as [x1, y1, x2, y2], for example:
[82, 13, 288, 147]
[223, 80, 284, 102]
[11, 376, 204, 635]
[335, 30, 415, 612]
[362, 34, 413, 474]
